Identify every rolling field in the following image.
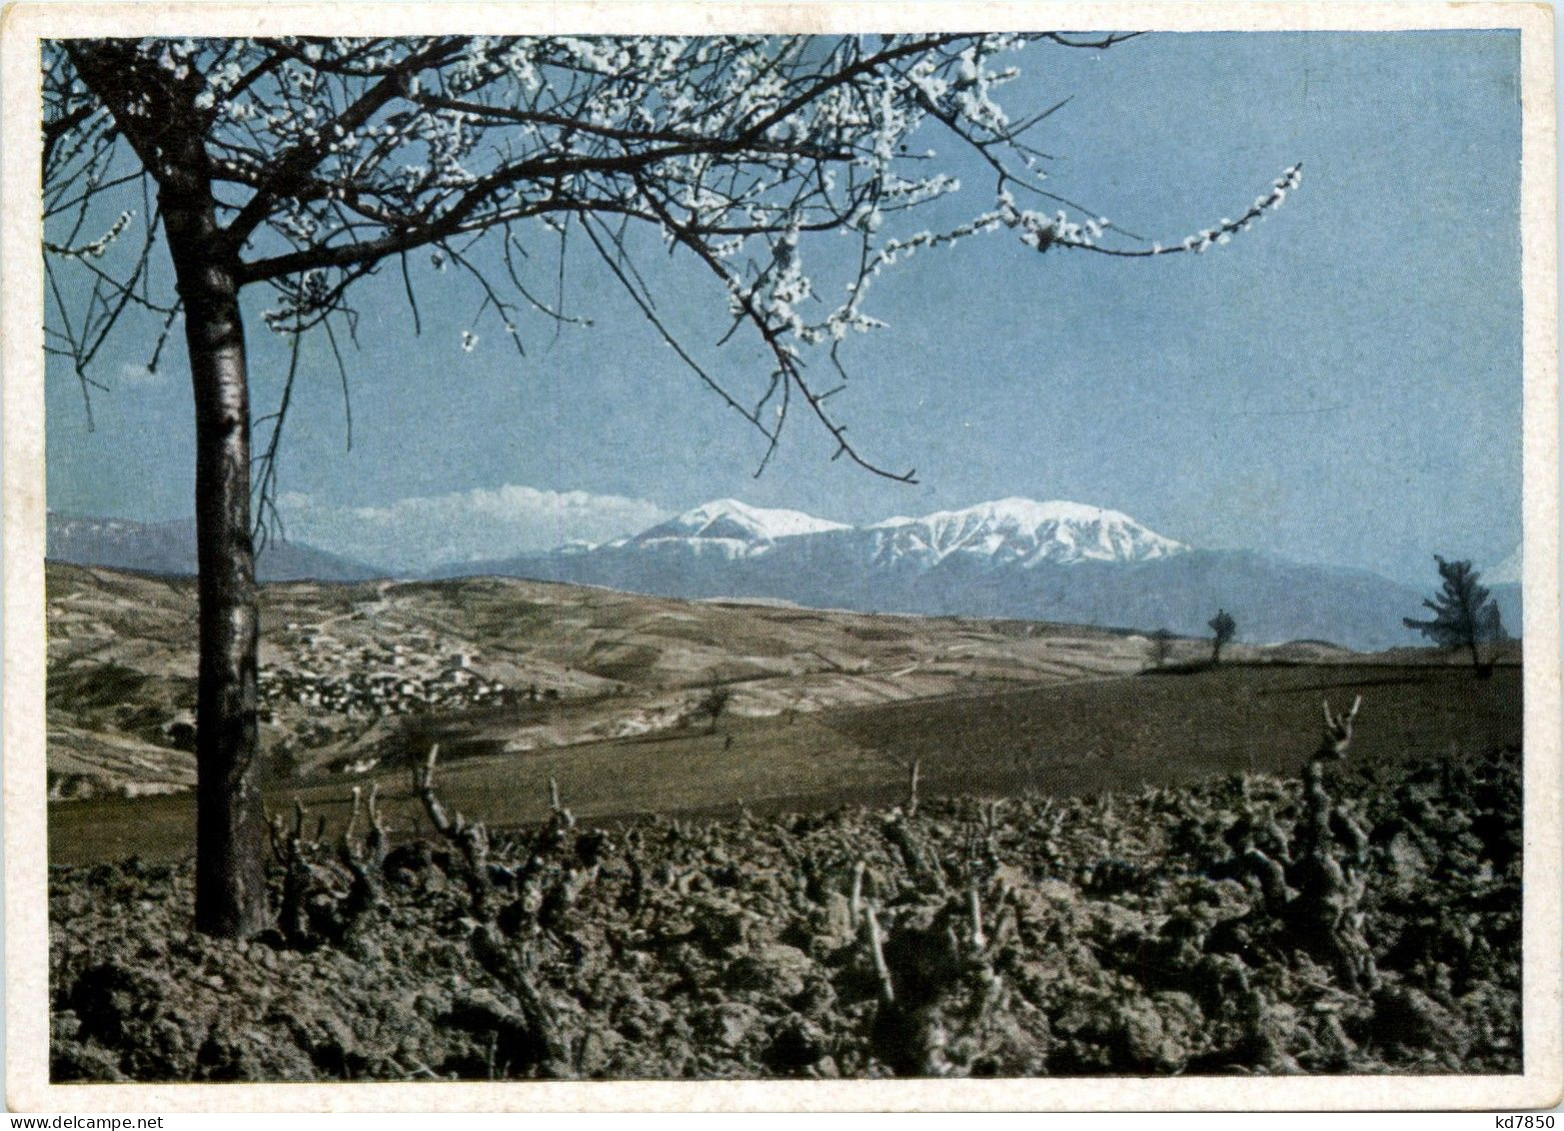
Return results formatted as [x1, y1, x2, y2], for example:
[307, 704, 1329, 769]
[43, 567, 1527, 1080]
[49, 660, 1521, 865]
[45, 560, 1158, 799]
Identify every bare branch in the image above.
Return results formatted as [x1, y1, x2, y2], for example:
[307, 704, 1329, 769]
[226, 37, 468, 247]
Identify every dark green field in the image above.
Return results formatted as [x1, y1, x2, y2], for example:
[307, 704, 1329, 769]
[49, 661, 1521, 866]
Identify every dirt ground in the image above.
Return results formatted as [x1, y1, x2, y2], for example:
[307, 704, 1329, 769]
[49, 739, 1521, 1081]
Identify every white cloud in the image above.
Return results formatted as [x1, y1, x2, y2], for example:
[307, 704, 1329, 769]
[277, 484, 667, 573]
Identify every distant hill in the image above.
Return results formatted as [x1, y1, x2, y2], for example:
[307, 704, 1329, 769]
[44, 558, 1520, 812]
[1490, 584, 1523, 638]
[47, 513, 384, 582]
[434, 497, 1431, 651]
[44, 558, 1163, 800]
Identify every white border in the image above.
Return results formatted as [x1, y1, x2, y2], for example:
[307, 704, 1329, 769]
[3, 2, 1558, 1112]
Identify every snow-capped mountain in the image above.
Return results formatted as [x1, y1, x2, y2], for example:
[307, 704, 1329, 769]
[622, 498, 851, 558]
[867, 498, 1186, 568]
[451, 496, 1181, 576]
[433, 497, 1431, 649]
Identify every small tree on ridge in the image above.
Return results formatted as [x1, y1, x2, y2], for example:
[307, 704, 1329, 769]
[698, 686, 733, 735]
[1208, 609, 1236, 666]
[1404, 555, 1504, 674]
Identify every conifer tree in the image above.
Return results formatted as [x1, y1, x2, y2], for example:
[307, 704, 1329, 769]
[1404, 556, 1504, 672]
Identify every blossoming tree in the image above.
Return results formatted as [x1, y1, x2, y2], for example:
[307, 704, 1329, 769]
[44, 34, 1301, 938]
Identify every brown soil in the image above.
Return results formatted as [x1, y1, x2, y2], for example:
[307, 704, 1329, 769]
[49, 742, 1521, 1081]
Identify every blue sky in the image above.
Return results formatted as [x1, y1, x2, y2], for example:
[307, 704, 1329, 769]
[45, 30, 1523, 582]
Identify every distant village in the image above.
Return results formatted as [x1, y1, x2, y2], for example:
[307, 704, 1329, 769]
[148, 624, 538, 767]
[258, 625, 512, 720]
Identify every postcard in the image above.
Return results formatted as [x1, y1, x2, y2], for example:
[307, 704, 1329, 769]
[4, 1, 1558, 1112]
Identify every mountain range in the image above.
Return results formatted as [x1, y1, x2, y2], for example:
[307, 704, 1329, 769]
[46, 513, 382, 583]
[48, 500, 1521, 651]
[436, 497, 1517, 651]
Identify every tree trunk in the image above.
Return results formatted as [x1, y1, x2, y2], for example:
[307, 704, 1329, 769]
[164, 183, 268, 939]
[62, 41, 270, 938]
[1466, 628, 1484, 672]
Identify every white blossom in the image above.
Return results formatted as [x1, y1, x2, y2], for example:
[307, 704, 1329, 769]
[45, 34, 1301, 478]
